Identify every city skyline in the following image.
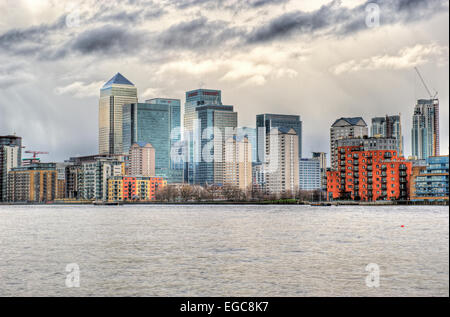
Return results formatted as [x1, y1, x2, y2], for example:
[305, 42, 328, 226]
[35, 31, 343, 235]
[0, 0, 448, 163]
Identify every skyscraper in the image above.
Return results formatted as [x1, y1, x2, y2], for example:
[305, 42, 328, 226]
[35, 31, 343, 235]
[371, 114, 404, 156]
[299, 158, 321, 191]
[412, 99, 440, 160]
[99, 73, 138, 155]
[122, 99, 183, 183]
[237, 127, 257, 163]
[265, 127, 299, 195]
[256, 114, 302, 163]
[0, 135, 22, 202]
[330, 117, 368, 170]
[194, 105, 238, 186]
[184, 89, 222, 184]
[224, 136, 253, 190]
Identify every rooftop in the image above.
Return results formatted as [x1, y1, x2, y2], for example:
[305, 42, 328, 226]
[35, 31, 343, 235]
[102, 73, 134, 89]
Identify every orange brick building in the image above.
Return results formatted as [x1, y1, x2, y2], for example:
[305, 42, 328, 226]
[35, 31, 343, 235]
[327, 138, 412, 202]
[108, 176, 166, 202]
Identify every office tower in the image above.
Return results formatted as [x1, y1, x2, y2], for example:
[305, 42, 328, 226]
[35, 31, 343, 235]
[327, 137, 410, 202]
[129, 142, 156, 177]
[330, 117, 368, 170]
[371, 114, 404, 156]
[184, 89, 222, 183]
[312, 152, 327, 191]
[123, 98, 182, 183]
[411, 155, 448, 201]
[256, 114, 302, 163]
[265, 127, 299, 195]
[237, 127, 257, 163]
[7, 163, 57, 202]
[412, 99, 440, 160]
[224, 136, 253, 190]
[55, 162, 71, 199]
[0, 135, 22, 202]
[108, 176, 166, 201]
[194, 105, 238, 186]
[299, 158, 321, 191]
[99, 73, 138, 155]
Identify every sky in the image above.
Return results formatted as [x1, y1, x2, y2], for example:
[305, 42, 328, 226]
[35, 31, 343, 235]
[0, 0, 448, 163]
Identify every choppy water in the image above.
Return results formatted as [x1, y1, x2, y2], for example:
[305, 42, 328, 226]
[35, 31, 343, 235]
[0, 204, 448, 297]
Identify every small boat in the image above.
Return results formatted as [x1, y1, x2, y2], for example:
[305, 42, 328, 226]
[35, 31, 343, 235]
[310, 202, 332, 207]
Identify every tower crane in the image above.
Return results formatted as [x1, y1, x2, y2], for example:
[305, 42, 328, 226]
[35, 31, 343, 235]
[414, 66, 438, 99]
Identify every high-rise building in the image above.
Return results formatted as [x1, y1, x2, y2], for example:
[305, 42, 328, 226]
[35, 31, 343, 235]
[184, 89, 223, 184]
[224, 136, 253, 190]
[0, 135, 22, 202]
[256, 114, 302, 163]
[122, 99, 182, 183]
[371, 114, 403, 156]
[265, 127, 299, 195]
[99, 73, 138, 155]
[330, 117, 368, 170]
[312, 152, 327, 191]
[237, 127, 257, 163]
[327, 137, 411, 202]
[129, 142, 155, 177]
[299, 158, 321, 191]
[7, 163, 57, 202]
[194, 105, 238, 186]
[412, 99, 440, 160]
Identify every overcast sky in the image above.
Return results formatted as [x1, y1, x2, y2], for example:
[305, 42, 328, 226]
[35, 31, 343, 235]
[0, 0, 448, 163]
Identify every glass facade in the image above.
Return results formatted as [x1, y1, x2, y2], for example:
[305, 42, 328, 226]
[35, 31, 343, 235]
[0, 135, 22, 202]
[194, 105, 237, 186]
[414, 156, 449, 201]
[299, 158, 321, 191]
[237, 127, 257, 163]
[123, 99, 183, 183]
[256, 114, 302, 163]
[411, 99, 440, 160]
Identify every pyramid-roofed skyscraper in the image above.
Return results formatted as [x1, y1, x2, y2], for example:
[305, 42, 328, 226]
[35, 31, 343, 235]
[99, 73, 138, 155]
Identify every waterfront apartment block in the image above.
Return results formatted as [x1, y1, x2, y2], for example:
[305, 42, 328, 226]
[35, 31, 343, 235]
[411, 99, 440, 160]
[330, 117, 368, 170]
[371, 114, 403, 156]
[223, 136, 253, 190]
[312, 152, 327, 191]
[327, 137, 412, 202]
[99, 73, 138, 155]
[299, 158, 321, 191]
[256, 114, 302, 162]
[411, 155, 449, 201]
[6, 163, 57, 202]
[108, 176, 166, 202]
[0, 135, 22, 202]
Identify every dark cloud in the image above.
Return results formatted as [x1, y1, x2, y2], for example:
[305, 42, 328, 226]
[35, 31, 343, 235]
[247, 0, 448, 43]
[70, 25, 146, 55]
[156, 17, 244, 50]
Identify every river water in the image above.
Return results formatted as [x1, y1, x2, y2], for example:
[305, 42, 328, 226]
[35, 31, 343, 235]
[0, 204, 448, 296]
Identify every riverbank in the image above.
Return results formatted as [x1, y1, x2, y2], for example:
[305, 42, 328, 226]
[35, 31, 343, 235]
[1, 200, 448, 206]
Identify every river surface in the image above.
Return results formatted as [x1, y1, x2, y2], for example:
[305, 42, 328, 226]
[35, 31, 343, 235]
[0, 204, 448, 297]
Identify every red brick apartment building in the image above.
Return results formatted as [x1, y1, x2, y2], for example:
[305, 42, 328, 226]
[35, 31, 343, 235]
[327, 137, 412, 202]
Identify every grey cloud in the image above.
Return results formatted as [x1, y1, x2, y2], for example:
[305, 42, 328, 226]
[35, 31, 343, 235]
[247, 0, 448, 43]
[70, 25, 146, 55]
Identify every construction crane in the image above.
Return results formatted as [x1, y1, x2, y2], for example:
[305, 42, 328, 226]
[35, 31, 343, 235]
[25, 150, 49, 159]
[414, 66, 438, 99]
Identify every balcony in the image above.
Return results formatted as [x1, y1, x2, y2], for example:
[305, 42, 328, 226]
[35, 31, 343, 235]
[353, 161, 359, 166]
[399, 165, 407, 170]
[384, 152, 392, 158]
[400, 178, 407, 183]
[354, 173, 360, 178]
[367, 166, 373, 171]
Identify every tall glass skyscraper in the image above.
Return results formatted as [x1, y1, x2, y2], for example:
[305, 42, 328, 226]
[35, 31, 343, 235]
[99, 73, 138, 155]
[412, 99, 440, 160]
[122, 99, 183, 183]
[256, 114, 303, 163]
[371, 114, 404, 156]
[184, 89, 223, 184]
[0, 135, 22, 202]
[194, 105, 237, 186]
[237, 127, 257, 163]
